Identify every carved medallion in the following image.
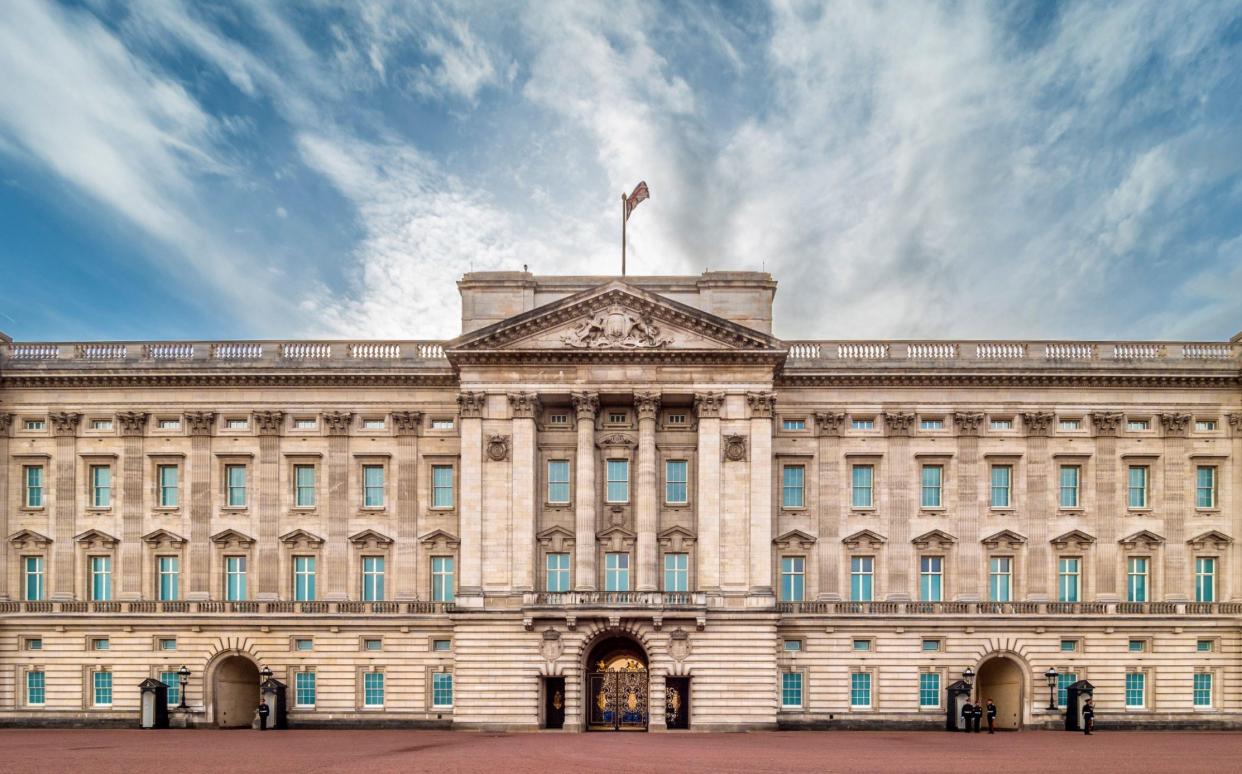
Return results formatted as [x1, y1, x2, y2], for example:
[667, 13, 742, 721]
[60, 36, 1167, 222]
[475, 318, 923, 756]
[723, 433, 748, 462]
[540, 628, 563, 662]
[669, 627, 691, 662]
[561, 304, 673, 349]
[486, 434, 510, 461]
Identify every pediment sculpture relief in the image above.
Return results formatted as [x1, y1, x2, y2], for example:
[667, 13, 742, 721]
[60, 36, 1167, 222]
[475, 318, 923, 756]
[561, 304, 673, 349]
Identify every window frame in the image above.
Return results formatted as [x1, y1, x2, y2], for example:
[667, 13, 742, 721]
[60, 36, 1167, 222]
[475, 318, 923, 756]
[850, 555, 874, 602]
[780, 670, 804, 710]
[604, 551, 631, 592]
[605, 459, 630, 504]
[663, 551, 689, 593]
[781, 464, 806, 509]
[988, 556, 1012, 602]
[547, 459, 571, 505]
[851, 464, 874, 509]
[431, 555, 455, 602]
[780, 555, 805, 602]
[430, 464, 455, 510]
[664, 459, 689, 505]
[920, 464, 943, 509]
[23, 464, 45, 509]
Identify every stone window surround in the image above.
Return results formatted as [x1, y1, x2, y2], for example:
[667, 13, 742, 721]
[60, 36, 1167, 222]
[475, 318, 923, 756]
[9, 532, 52, 602]
[427, 665, 455, 711]
[914, 453, 953, 513]
[285, 453, 322, 512]
[1121, 454, 1161, 513]
[143, 530, 187, 601]
[1125, 666, 1154, 711]
[776, 453, 813, 513]
[13, 454, 51, 512]
[1193, 666, 1219, 711]
[982, 453, 1022, 513]
[148, 453, 185, 512]
[538, 448, 575, 508]
[1190, 454, 1227, 514]
[215, 453, 254, 512]
[913, 531, 956, 601]
[349, 530, 394, 601]
[1051, 453, 1093, 515]
[20, 665, 46, 707]
[425, 456, 458, 513]
[281, 530, 325, 601]
[659, 527, 697, 593]
[356, 666, 386, 710]
[83, 666, 114, 710]
[291, 666, 317, 709]
[659, 446, 696, 509]
[76, 531, 119, 601]
[779, 668, 806, 711]
[841, 530, 886, 602]
[536, 526, 575, 592]
[1119, 532, 1165, 602]
[917, 666, 948, 711]
[849, 666, 876, 711]
[419, 530, 460, 601]
[353, 453, 392, 512]
[843, 453, 882, 514]
[80, 455, 117, 513]
[210, 529, 255, 601]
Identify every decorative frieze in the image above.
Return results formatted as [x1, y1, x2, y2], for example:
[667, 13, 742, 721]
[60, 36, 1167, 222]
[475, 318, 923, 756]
[693, 392, 724, 419]
[185, 411, 217, 436]
[1021, 412, 1055, 437]
[746, 391, 775, 418]
[457, 392, 486, 419]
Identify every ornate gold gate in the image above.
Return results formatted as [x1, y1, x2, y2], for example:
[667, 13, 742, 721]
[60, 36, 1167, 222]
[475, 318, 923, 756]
[588, 657, 648, 730]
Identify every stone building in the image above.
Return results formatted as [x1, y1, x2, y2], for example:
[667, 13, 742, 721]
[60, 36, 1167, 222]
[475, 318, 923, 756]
[0, 271, 1239, 731]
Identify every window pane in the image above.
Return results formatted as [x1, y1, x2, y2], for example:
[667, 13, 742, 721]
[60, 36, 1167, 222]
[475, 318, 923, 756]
[432, 672, 453, 707]
[1128, 466, 1147, 508]
[665, 460, 688, 504]
[990, 466, 1010, 508]
[605, 552, 630, 592]
[362, 556, 385, 601]
[851, 465, 873, 508]
[1195, 557, 1215, 603]
[363, 672, 385, 706]
[295, 672, 316, 706]
[1125, 672, 1145, 707]
[91, 466, 112, 508]
[989, 557, 1011, 602]
[782, 465, 805, 508]
[1057, 673, 1076, 707]
[919, 673, 940, 707]
[91, 556, 112, 601]
[432, 556, 455, 602]
[781, 672, 802, 707]
[546, 552, 570, 593]
[295, 465, 316, 507]
[1058, 557, 1080, 603]
[1196, 466, 1216, 508]
[1059, 466, 1080, 508]
[1193, 673, 1212, 707]
[94, 671, 112, 705]
[158, 465, 179, 507]
[294, 556, 316, 601]
[919, 556, 942, 602]
[1127, 557, 1148, 602]
[363, 465, 385, 507]
[780, 556, 805, 602]
[921, 466, 942, 508]
[25, 466, 44, 507]
[850, 556, 873, 602]
[432, 465, 454, 508]
[160, 670, 181, 707]
[548, 460, 571, 503]
[226, 465, 247, 507]
[26, 671, 45, 705]
[850, 672, 871, 707]
[664, 552, 689, 592]
[158, 556, 180, 601]
[226, 556, 247, 601]
[606, 460, 630, 503]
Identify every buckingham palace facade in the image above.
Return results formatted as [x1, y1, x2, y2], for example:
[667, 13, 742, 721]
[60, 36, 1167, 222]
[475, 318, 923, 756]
[0, 271, 1239, 731]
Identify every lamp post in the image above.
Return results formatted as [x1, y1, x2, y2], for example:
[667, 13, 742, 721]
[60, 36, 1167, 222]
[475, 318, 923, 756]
[177, 665, 190, 710]
[1044, 667, 1059, 711]
[259, 666, 273, 684]
[963, 666, 975, 690]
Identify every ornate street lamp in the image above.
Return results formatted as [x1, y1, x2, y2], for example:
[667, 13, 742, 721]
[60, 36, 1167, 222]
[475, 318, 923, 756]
[177, 665, 190, 710]
[259, 666, 273, 684]
[1044, 666, 1059, 710]
[962, 666, 975, 689]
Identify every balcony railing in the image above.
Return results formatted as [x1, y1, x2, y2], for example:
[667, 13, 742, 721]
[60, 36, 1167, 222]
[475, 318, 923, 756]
[0, 600, 455, 615]
[524, 591, 707, 608]
[784, 339, 1240, 366]
[776, 600, 1242, 615]
[2, 339, 450, 368]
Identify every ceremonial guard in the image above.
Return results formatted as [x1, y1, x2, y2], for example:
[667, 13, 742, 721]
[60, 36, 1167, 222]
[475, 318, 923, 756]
[986, 699, 997, 734]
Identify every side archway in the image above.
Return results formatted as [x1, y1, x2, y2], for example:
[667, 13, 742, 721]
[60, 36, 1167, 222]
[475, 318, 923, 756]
[975, 655, 1025, 729]
[208, 652, 261, 728]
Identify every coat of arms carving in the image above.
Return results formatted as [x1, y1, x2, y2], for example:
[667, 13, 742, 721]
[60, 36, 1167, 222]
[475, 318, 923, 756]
[486, 434, 511, 462]
[561, 304, 673, 349]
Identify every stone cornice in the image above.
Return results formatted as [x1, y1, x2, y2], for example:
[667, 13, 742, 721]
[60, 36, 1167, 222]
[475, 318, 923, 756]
[777, 372, 1240, 389]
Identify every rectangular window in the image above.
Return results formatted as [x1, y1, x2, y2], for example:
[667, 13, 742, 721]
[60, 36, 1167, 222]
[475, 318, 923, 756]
[920, 418, 944, 430]
[295, 671, 316, 707]
[225, 418, 248, 430]
[664, 552, 689, 592]
[364, 639, 382, 651]
[782, 418, 806, 431]
[432, 672, 454, 708]
[362, 465, 385, 508]
[990, 419, 1013, 430]
[850, 672, 872, 708]
[24, 419, 46, 431]
[23, 556, 45, 601]
[160, 670, 181, 707]
[548, 460, 571, 504]
[548, 413, 569, 426]
[1127, 466, 1148, 508]
[1127, 419, 1150, 431]
[784, 640, 803, 652]
[431, 419, 454, 430]
[1060, 639, 1078, 652]
[922, 640, 941, 652]
[225, 464, 247, 507]
[1127, 557, 1149, 602]
[665, 460, 688, 504]
[157, 464, 179, 507]
[362, 419, 385, 430]
[782, 465, 805, 508]
[666, 413, 686, 426]
[363, 672, 385, 707]
[294, 464, 316, 507]
[362, 556, 385, 602]
[605, 552, 630, 592]
[919, 673, 940, 708]
[433, 639, 451, 652]
[990, 465, 1012, 508]
[780, 556, 805, 602]
[1059, 466, 1081, 508]
[546, 553, 570, 593]
[1057, 672, 1077, 707]
[157, 556, 180, 601]
[24, 465, 44, 508]
[1195, 466, 1217, 509]
[988, 557, 1012, 602]
[225, 556, 247, 601]
[1129, 639, 1146, 653]
[293, 418, 316, 430]
[920, 465, 943, 508]
[93, 671, 113, 706]
[26, 671, 45, 706]
[90, 465, 112, 508]
[431, 556, 454, 602]
[606, 459, 630, 503]
[850, 556, 874, 602]
[1057, 557, 1080, 603]
[158, 418, 180, 430]
[1125, 672, 1145, 708]
[919, 556, 943, 602]
[781, 672, 803, 708]
[1059, 419, 1081, 431]
[1195, 557, 1216, 603]
[295, 638, 313, 651]
[1195, 420, 1216, 432]
[851, 418, 874, 430]
[431, 465, 454, 508]
[293, 556, 316, 601]
[607, 412, 627, 424]
[90, 556, 112, 601]
[852, 639, 871, 652]
[1194, 673, 1213, 708]
[159, 638, 177, 650]
[851, 465, 874, 508]
[91, 638, 109, 651]
[1197, 640, 1214, 653]
[91, 419, 113, 431]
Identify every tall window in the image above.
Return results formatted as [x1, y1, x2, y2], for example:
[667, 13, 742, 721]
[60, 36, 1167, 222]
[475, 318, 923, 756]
[1193, 673, 1213, 708]
[782, 465, 805, 508]
[548, 460, 570, 504]
[363, 672, 385, 707]
[665, 460, 688, 504]
[294, 465, 316, 507]
[160, 670, 181, 707]
[93, 670, 113, 706]
[23, 556, 44, 601]
[605, 552, 630, 592]
[90, 556, 112, 601]
[428, 556, 456, 602]
[225, 464, 247, 507]
[431, 465, 454, 508]
[1057, 672, 1077, 707]
[432, 672, 453, 708]
[1125, 672, 1145, 708]
[24, 465, 44, 508]
[1195, 466, 1217, 508]
[295, 671, 316, 707]
[362, 465, 385, 508]
[26, 670, 45, 706]
[225, 556, 247, 601]
[850, 556, 874, 602]
[919, 673, 940, 708]
[781, 672, 803, 708]
[293, 556, 316, 601]
[606, 460, 630, 503]
[780, 556, 805, 602]
[90, 465, 112, 508]
[1059, 466, 1080, 508]
[920, 465, 943, 508]
[157, 464, 179, 507]
[988, 557, 1012, 602]
[1195, 557, 1216, 603]
[546, 553, 570, 592]
[1127, 466, 1148, 508]
[664, 553, 689, 592]
[850, 672, 872, 708]
[990, 465, 1011, 508]
[851, 465, 874, 508]
[1127, 557, 1149, 602]
[362, 556, 385, 601]
[157, 556, 180, 601]
[919, 556, 943, 602]
[1057, 557, 1080, 603]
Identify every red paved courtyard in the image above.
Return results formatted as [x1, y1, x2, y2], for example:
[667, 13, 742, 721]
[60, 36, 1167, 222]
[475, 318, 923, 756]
[1, 729, 1238, 773]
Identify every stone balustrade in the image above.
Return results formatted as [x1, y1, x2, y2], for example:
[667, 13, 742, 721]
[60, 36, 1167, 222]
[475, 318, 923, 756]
[1, 339, 451, 368]
[776, 600, 1242, 615]
[784, 339, 1241, 367]
[524, 591, 707, 608]
[0, 600, 455, 615]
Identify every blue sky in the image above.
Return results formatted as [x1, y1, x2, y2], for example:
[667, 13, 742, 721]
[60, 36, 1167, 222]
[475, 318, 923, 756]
[1, 0, 1240, 342]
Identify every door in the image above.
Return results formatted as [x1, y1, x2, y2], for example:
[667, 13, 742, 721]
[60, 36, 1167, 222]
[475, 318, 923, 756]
[588, 661, 648, 730]
[544, 677, 565, 729]
[665, 677, 690, 729]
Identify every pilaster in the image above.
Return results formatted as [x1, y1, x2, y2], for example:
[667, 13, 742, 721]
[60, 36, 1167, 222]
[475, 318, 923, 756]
[0, 414, 10, 599]
[1160, 413, 1191, 600]
[49, 412, 81, 599]
[185, 412, 215, 600]
[392, 411, 422, 600]
[883, 411, 914, 600]
[458, 392, 486, 602]
[953, 412, 982, 601]
[747, 391, 775, 596]
[814, 412, 844, 600]
[254, 410, 284, 600]
[117, 412, 147, 600]
[323, 411, 353, 600]
[1090, 412, 1122, 600]
[1021, 412, 1053, 600]
[1230, 414, 1242, 602]
[694, 392, 723, 592]
[509, 393, 539, 591]
[634, 391, 660, 591]
[571, 391, 599, 591]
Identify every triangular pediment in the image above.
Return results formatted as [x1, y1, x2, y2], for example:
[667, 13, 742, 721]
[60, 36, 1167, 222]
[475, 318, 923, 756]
[349, 529, 394, 547]
[446, 281, 785, 363]
[1187, 530, 1232, 549]
[1050, 530, 1096, 548]
[842, 529, 887, 548]
[8, 529, 52, 548]
[142, 528, 187, 547]
[912, 529, 957, 548]
[1120, 529, 1165, 547]
[981, 529, 1027, 548]
[774, 529, 817, 548]
[418, 529, 460, 547]
[279, 528, 323, 547]
[75, 529, 119, 548]
[597, 525, 637, 540]
[211, 528, 255, 547]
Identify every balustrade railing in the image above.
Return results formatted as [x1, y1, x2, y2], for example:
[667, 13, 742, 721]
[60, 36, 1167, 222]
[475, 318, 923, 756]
[527, 591, 706, 607]
[4, 340, 451, 366]
[774, 600, 1240, 615]
[780, 339, 1238, 367]
[0, 600, 455, 615]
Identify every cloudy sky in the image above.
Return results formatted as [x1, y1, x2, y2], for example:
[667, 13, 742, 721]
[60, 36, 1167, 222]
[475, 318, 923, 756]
[1, 0, 1240, 343]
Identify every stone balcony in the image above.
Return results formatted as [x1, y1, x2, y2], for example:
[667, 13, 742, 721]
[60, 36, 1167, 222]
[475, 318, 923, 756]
[776, 600, 1242, 616]
[0, 600, 455, 615]
[522, 591, 707, 608]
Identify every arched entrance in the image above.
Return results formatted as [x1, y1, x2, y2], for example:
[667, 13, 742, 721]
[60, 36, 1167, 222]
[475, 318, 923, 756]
[585, 635, 649, 731]
[212, 655, 260, 728]
[976, 656, 1024, 730]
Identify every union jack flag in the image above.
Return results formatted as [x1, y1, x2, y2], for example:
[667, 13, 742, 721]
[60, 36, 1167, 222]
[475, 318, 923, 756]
[624, 181, 650, 221]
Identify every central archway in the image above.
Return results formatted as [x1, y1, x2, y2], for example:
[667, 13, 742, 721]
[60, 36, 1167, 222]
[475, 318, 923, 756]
[585, 635, 649, 731]
[212, 655, 260, 728]
[976, 656, 1024, 729]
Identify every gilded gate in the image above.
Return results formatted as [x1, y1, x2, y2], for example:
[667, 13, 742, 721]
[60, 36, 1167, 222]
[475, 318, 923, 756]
[587, 658, 648, 730]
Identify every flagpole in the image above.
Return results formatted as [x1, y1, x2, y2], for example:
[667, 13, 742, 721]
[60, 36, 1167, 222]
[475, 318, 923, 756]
[621, 191, 627, 276]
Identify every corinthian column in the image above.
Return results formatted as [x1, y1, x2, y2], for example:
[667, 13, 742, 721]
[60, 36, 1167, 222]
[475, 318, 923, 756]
[694, 392, 724, 592]
[571, 392, 599, 590]
[634, 392, 661, 591]
[458, 392, 485, 602]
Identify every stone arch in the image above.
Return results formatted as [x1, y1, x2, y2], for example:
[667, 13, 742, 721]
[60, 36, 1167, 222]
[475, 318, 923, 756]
[581, 625, 651, 731]
[971, 645, 1033, 730]
[202, 640, 266, 728]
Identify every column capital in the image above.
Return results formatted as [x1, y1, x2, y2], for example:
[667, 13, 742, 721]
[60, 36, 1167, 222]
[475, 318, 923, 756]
[1159, 412, 1191, 437]
[1089, 411, 1123, 437]
[0, 412, 12, 436]
[746, 391, 776, 418]
[253, 410, 285, 436]
[634, 392, 661, 421]
[508, 392, 542, 419]
[571, 391, 599, 420]
[1021, 411, 1055, 437]
[185, 411, 217, 436]
[883, 411, 915, 437]
[953, 412, 985, 437]
[1230, 413, 1242, 433]
[813, 412, 846, 437]
[49, 411, 82, 437]
[322, 411, 353, 436]
[457, 391, 486, 419]
[117, 412, 148, 437]
[693, 392, 725, 419]
[391, 410, 423, 436]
